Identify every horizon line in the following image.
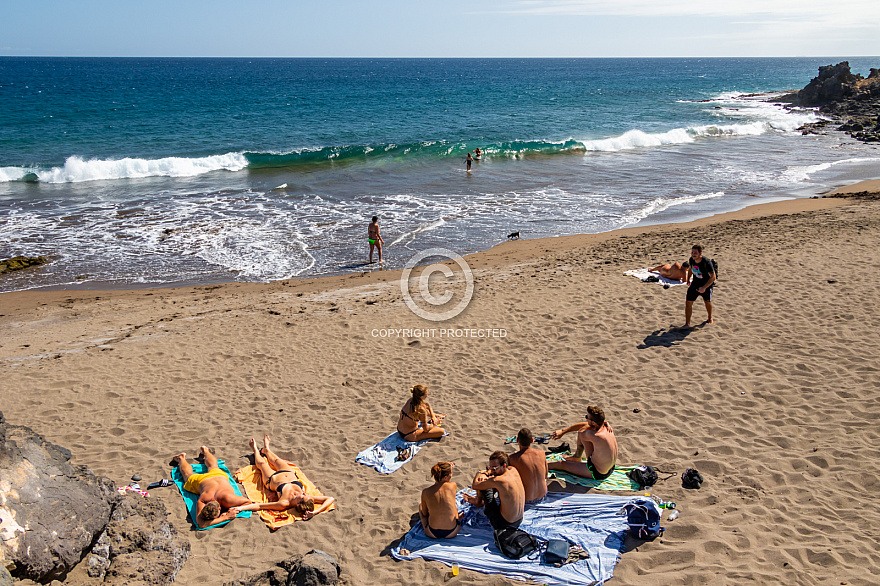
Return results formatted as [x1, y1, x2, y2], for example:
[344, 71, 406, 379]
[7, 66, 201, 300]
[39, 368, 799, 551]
[2, 54, 878, 60]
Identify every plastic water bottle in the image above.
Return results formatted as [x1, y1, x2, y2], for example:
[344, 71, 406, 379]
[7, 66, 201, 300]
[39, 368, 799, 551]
[668, 510, 680, 520]
[660, 501, 676, 510]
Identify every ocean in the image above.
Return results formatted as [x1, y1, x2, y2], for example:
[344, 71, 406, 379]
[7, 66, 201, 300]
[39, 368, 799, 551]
[1, 57, 879, 292]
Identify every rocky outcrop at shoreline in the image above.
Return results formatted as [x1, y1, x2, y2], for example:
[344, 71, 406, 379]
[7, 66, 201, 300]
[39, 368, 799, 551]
[0, 412, 189, 584]
[777, 61, 880, 142]
[0, 257, 49, 275]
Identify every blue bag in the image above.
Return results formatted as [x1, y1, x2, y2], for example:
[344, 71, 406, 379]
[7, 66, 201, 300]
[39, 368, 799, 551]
[622, 498, 663, 540]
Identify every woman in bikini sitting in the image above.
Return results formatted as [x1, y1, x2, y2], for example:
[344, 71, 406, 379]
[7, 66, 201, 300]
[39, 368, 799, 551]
[398, 384, 447, 441]
[419, 461, 461, 539]
[233, 435, 335, 520]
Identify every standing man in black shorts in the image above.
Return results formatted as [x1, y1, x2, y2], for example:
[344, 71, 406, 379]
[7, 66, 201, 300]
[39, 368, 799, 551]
[684, 244, 716, 326]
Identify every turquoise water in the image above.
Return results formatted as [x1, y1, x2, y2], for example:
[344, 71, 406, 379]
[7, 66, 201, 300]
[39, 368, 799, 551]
[2, 57, 879, 291]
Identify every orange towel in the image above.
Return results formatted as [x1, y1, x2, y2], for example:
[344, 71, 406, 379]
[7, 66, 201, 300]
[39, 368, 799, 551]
[234, 462, 336, 530]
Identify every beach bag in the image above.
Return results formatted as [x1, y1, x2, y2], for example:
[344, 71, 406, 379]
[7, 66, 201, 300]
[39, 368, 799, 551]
[622, 498, 663, 540]
[627, 465, 658, 488]
[543, 539, 571, 566]
[494, 526, 538, 559]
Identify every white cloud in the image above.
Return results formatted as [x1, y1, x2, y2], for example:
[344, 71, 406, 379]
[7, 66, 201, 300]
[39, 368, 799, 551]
[503, 0, 880, 19]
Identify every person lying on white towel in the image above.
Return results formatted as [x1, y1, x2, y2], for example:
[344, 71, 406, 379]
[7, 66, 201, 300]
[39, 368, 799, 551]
[649, 262, 687, 282]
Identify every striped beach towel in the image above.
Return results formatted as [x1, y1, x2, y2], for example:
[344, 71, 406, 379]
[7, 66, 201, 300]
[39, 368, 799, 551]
[546, 453, 641, 491]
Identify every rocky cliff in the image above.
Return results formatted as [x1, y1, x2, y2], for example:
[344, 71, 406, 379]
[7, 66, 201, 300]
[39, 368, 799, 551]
[778, 61, 880, 143]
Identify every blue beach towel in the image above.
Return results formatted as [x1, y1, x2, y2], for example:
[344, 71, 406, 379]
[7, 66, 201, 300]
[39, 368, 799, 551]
[392, 491, 630, 585]
[355, 430, 447, 474]
[170, 459, 252, 530]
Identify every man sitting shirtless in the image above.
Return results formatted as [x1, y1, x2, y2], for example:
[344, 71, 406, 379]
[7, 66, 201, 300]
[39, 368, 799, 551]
[508, 428, 548, 504]
[548, 405, 618, 480]
[649, 262, 687, 282]
[173, 446, 252, 528]
[464, 451, 525, 530]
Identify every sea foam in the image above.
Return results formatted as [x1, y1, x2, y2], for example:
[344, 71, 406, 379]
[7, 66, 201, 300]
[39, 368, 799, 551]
[623, 192, 725, 226]
[0, 153, 249, 184]
[781, 157, 880, 183]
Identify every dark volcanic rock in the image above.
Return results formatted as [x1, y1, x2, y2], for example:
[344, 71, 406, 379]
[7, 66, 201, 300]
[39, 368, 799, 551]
[0, 256, 49, 274]
[86, 494, 190, 585]
[224, 550, 342, 586]
[0, 414, 115, 581]
[776, 61, 880, 143]
[289, 550, 341, 586]
[796, 62, 860, 106]
[0, 412, 189, 585]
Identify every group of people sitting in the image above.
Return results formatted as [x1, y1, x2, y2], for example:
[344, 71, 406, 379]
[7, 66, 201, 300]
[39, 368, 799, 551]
[174, 385, 618, 537]
[172, 435, 335, 528]
[418, 403, 619, 539]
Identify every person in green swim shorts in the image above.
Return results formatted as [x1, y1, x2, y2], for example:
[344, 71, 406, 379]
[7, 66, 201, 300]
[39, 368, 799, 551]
[547, 405, 618, 480]
[368, 215, 384, 263]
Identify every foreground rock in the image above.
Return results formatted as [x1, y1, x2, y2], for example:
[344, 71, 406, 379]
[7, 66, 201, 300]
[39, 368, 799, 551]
[223, 550, 342, 586]
[85, 494, 190, 585]
[0, 412, 189, 584]
[0, 412, 113, 580]
[0, 256, 49, 274]
[777, 61, 880, 143]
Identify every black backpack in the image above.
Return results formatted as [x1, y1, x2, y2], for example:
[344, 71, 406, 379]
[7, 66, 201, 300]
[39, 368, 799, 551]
[494, 526, 538, 559]
[627, 465, 658, 488]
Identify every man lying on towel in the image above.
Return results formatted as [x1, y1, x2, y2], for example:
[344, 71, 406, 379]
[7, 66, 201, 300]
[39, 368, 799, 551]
[548, 405, 618, 480]
[649, 262, 687, 282]
[464, 451, 525, 530]
[173, 447, 252, 528]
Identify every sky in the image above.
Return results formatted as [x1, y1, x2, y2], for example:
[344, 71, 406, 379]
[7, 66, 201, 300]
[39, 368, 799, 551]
[1, 0, 878, 58]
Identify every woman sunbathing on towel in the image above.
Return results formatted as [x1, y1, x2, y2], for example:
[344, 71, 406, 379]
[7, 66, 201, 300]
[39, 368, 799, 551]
[232, 435, 335, 520]
[397, 384, 447, 441]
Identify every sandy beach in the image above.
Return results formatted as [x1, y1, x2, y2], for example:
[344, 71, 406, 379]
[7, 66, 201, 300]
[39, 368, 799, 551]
[2, 186, 880, 585]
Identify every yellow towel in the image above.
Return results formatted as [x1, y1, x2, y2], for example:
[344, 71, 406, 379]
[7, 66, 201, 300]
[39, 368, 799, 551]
[234, 462, 336, 530]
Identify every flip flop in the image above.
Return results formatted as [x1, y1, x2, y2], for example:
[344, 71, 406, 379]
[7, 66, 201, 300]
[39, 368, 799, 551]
[395, 447, 412, 462]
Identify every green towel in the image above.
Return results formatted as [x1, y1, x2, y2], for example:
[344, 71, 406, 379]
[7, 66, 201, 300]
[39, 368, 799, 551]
[170, 459, 252, 530]
[545, 453, 641, 491]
